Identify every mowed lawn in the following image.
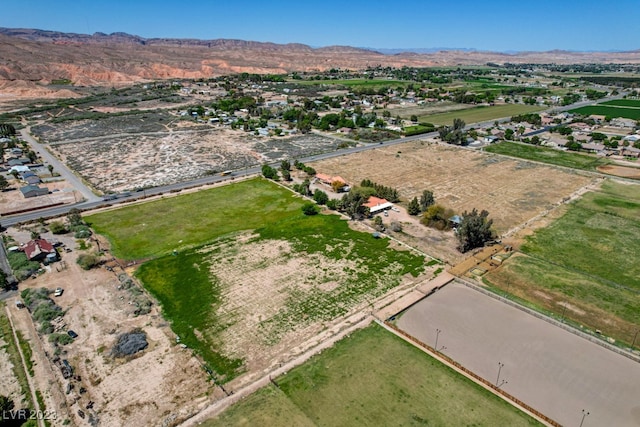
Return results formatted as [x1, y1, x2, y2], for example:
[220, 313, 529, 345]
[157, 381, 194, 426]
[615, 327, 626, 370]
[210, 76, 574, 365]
[486, 180, 640, 344]
[204, 324, 540, 427]
[484, 141, 611, 171]
[86, 179, 305, 260]
[421, 104, 543, 126]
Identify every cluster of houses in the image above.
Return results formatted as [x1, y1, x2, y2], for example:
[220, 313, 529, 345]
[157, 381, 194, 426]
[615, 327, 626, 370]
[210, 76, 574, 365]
[1, 140, 50, 198]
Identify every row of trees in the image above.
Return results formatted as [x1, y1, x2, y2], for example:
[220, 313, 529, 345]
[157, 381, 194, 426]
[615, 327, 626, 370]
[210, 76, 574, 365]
[438, 118, 467, 145]
[408, 190, 435, 215]
[359, 179, 400, 203]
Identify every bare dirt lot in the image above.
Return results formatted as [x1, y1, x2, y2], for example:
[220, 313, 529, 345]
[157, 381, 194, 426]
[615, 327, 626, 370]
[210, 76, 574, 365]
[46, 128, 343, 192]
[597, 164, 640, 179]
[312, 141, 594, 234]
[396, 281, 640, 427]
[4, 226, 217, 426]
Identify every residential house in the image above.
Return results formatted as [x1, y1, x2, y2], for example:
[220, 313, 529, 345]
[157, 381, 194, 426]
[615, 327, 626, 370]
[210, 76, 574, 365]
[581, 142, 606, 153]
[24, 175, 41, 185]
[611, 118, 636, 128]
[20, 185, 48, 198]
[364, 196, 393, 214]
[23, 239, 56, 261]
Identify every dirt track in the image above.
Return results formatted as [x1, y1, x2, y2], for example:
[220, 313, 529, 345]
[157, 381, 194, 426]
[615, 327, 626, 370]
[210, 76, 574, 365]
[397, 282, 640, 427]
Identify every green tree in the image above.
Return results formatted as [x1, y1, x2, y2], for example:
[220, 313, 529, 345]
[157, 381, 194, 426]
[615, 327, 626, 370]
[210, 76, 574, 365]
[47, 164, 54, 175]
[313, 189, 329, 205]
[419, 190, 434, 211]
[0, 270, 9, 291]
[410, 114, 418, 122]
[0, 394, 14, 412]
[281, 169, 291, 181]
[301, 203, 319, 216]
[261, 164, 278, 180]
[0, 175, 8, 191]
[408, 197, 421, 215]
[456, 208, 494, 252]
[504, 128, 514, 140]
[373, 215, 384, 231]
[67, 208, 83, 227]
[280, 160, 291, 171]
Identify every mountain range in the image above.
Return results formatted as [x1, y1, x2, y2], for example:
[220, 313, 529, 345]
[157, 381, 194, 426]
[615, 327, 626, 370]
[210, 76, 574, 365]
[1, 27, 639, 101]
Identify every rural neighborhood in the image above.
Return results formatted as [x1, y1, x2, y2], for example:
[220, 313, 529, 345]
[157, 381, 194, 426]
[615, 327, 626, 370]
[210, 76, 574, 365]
[1, 11, 640, 427]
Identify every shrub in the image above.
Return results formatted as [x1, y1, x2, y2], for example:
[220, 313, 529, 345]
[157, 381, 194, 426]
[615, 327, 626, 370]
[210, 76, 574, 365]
[49, 333, 74, 345]
[302, 203, 320, 216]
[389, 222, 403, 232]
[313, 189, 329, 205]
[77, 253, 100, 270]
[49, 221, 68, 234]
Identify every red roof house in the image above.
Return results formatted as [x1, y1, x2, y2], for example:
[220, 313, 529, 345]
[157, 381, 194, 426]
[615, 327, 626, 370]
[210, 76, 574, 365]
[23, 239, 56, 261]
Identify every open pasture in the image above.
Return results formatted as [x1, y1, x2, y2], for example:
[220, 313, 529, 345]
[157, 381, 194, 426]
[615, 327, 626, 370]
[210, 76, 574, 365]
[570, 104, 640, 120]
[204, 324, 540, 427]
[419, 104, 543, 125]
[485, 180, 640, 345]
[89, 179, 427, 383]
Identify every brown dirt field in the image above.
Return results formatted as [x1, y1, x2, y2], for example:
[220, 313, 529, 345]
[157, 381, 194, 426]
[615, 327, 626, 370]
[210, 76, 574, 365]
[5, 226, 217, 426]
[597, 164, 640, 179]
[312, 141, 593, 235]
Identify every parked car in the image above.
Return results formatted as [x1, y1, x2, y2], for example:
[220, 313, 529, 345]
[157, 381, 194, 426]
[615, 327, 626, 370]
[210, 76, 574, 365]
[54, 287, 64, 297]
[67, 330, 78, 339]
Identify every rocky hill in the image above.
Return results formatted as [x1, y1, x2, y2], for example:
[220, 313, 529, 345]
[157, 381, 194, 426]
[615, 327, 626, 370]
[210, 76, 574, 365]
[1, 27, 639, 101]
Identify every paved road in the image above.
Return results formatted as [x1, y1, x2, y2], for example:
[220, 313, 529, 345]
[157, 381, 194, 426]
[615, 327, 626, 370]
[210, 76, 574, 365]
[397, 282, 640, 427]
[20, 127, 101, 203]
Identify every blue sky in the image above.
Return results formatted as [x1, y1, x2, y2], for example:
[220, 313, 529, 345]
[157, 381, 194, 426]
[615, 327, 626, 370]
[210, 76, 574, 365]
[3, 0, 639, 52]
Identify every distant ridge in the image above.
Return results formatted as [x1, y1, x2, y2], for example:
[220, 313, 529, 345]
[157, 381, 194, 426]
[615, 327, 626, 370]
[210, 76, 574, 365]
[1, 27, 639, 102]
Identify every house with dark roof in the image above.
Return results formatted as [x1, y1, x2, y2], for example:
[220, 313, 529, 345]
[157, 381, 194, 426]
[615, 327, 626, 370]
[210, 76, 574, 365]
[24, 175, 42, 185]
[20, 185, 49, 198]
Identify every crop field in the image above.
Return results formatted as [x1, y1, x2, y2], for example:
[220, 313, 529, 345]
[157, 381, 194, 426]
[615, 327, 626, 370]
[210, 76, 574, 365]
[484, 141, 611, 171]
[419, 104, 543, 125]
[600, 99, 640, 108]
[570, 105, 640, 120]
[312, 141, 593, 236]
[485, 180, 640, 345]
[88, 179, 427, 383]
[204, 324, 539, 427]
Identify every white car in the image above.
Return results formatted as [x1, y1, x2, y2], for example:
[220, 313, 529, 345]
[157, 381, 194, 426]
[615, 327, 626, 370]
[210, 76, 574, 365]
[54, 287, 64, 297]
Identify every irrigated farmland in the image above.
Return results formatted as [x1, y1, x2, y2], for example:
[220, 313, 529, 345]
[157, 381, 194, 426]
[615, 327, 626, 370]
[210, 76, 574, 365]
[203, 324, 540, 427]
[484, 180, 640, 345]
[87, 179, 428, 385]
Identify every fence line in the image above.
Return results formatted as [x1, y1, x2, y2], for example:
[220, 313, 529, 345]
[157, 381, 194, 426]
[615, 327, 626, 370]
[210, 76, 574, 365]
[455, 277, 640, 364]
[383, 321, 561, 427]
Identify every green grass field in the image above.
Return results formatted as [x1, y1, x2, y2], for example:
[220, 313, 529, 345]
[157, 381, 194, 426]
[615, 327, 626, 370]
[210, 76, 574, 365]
[421, 104, 543, 126]
[484, 141, 611, 171]
[570, 105, 640, 120]
[89, 178, 425, 382]
[204, 324, 540, 427]
[486, 180, 640, 345]
[86, 179, 305, 260]
[600, 99, 640, 108]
